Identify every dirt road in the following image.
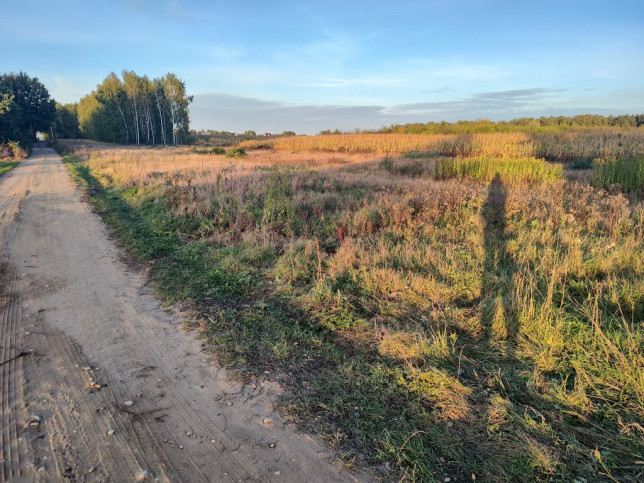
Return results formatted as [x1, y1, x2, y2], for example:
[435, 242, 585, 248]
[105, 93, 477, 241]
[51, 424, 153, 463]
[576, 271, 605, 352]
[0, 144, 353, 482]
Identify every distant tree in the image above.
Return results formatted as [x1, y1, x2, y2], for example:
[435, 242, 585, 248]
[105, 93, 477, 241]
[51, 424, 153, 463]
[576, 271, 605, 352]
[377, 113, 644, 135]
[77, 94, 104, 140]
[154, 79, 168, 145]
[75, 71, 192, 145]
[52, 103, 80, 139]
[0, 72, 56, 150]
[122, 71, 142, 144]
[98, 73, 130, 143]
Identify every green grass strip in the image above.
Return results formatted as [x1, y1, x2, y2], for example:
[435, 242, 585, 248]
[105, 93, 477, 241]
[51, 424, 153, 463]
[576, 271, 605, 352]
[0, 161, 19, 178]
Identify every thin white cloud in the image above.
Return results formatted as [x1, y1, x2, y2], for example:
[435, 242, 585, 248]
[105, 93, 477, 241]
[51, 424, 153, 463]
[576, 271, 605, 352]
[301, 76, 404, 88]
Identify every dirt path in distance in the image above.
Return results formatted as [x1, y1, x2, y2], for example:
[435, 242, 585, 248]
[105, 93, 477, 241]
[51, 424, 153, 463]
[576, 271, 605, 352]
[0, 144, 354, 482]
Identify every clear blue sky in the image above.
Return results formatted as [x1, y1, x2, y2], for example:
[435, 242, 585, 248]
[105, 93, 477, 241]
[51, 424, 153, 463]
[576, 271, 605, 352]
[2, 0, 643, 133]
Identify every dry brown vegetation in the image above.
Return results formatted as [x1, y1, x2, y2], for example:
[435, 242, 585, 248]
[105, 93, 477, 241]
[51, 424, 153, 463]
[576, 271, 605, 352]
[241, 129, 644, 160]
[56, 135, 644, 482]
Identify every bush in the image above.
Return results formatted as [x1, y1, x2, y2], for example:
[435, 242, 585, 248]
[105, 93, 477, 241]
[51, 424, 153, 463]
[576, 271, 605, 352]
[226, 146, 246, 158]
[4, 141, 28, 159]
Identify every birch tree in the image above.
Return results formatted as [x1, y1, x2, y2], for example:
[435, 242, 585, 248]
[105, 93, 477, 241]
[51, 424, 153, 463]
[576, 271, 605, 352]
[73, 71, 192, 146]
[122, 70, 141, 145]
[162, 73, 192, 145]
[99, 73, 130, 143]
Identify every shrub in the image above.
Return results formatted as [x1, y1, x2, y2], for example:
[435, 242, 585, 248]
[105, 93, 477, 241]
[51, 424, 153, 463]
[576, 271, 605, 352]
[226, 146, 246, 158]
[7, 141, 27, 159]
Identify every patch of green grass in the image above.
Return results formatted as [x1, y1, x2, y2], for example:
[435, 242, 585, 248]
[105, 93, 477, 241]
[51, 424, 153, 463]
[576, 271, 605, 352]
[593, 155, 644, 193]
[379, 157, 394, 171]
[435, 156, 563, 184]
[0, 161, 19, 178]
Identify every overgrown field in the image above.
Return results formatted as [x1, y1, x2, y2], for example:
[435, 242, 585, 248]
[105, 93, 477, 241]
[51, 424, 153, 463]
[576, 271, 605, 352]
[54, 135, 644, 482]
[241, 129, 644, 161]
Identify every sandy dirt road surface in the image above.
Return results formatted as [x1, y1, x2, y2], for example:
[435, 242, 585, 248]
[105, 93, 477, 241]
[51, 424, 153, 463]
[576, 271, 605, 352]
[0, 144, 354, 482]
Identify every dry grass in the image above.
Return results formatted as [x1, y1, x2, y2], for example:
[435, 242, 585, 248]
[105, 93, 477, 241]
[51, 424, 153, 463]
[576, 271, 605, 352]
[57, 136, 644, 482]
[239, 129, 644, 161]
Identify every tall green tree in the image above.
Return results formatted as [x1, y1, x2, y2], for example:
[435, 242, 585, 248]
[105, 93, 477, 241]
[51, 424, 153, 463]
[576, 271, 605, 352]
[52, 103, 80, 139]
[97, 73, 130, 143]
[76, 71, 192, 146]
[161, 73, 193, 145]
[0, 72, 56, 149]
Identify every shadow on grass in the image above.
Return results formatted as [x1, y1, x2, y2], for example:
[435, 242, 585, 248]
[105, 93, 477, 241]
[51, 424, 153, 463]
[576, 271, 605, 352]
[482, 173, 516, 345]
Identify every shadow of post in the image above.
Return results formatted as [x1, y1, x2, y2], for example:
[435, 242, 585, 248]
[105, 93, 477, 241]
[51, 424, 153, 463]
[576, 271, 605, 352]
[482, 173, 515, 345]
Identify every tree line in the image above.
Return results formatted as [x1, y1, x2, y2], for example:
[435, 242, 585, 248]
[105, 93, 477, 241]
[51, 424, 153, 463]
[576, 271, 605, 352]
[60, 71, 193, 145]
[378, 114, 644, 135]
[1, 70, 193, 159]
